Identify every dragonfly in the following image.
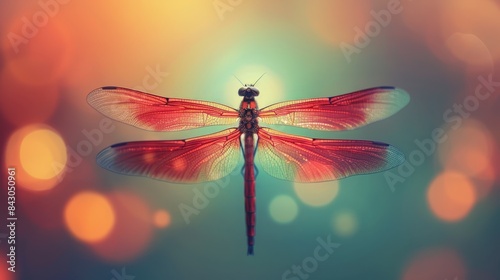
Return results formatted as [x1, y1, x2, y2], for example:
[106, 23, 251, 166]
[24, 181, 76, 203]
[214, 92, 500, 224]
[87, 78, 409, 255]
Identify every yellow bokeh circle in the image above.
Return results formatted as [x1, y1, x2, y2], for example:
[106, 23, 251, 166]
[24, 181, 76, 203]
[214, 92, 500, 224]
[294, 181, 340, 207]
[332, 212, 358, 237]
[20, 128, 67, 180]
[269, 195, 298, 224]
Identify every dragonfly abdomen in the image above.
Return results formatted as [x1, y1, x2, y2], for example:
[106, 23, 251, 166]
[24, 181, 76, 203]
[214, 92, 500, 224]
[243, 132, 256, 255]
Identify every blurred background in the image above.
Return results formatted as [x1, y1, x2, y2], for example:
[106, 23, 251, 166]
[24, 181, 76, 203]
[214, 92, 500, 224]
[1, 0, 499, 279]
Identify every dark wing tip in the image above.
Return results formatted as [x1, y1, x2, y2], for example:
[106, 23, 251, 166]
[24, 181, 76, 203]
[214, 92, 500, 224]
[101, 86, 119, 90]
[110, 142, 128, 148]
[87, 86, 118, 105]
[378, 86, 396, 90]
[372, 141, 390, 147]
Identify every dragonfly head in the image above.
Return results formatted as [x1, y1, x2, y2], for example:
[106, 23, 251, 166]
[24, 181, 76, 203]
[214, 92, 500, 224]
[238, 86, 260, 98]
[235, 73, 265, 99]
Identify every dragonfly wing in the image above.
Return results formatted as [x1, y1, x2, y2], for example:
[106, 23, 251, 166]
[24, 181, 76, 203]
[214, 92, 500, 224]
[87, 86, 239, 131]
[259, 87, 409, 131]
[256, 128, 404, 182]
[97, 128, 242, 183]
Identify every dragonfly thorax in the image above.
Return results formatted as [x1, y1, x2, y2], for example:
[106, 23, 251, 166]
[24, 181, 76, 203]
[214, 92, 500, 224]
[239, 105, 259, 132]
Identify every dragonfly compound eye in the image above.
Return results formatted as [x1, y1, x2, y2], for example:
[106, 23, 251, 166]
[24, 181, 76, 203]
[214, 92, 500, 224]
[251, 87, 260, 96]
[238, 87, 247, 96]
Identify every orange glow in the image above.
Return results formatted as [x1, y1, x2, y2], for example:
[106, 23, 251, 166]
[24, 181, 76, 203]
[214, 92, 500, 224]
[19, 162, 97, 231]
[306, 1, 372, 45]
[446, 33, 493, 68]
[401, 0, 442, 36]
[20, 128, 67, 180]
[0, 257, 13, 280]
[402, 248, 467, 280]
[294, 180, 339, 207]
[427, 171, 476, 222]
[91, 191, 153, 263]
[64, 191, 115, 243]
[58, 1, 216, 92]
[5, 125, 65, 191]
[470, 164, 496, 200]
[2, 17, 73, 86]
[400, 1, 449, 65]
[441, 0, 500, 61]
[117, 2, 216, 41]
[439, 119, 496, 199]
[0, 68, 59, 126]
[439, 120, 493, 177]
[400, 1, 500, 68]
[153, 209, 171, 228]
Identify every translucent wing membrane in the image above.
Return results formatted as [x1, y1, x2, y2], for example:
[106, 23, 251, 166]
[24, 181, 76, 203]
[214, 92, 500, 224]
[256, 128, 404, 182]
[96, 128, 242, 183]
[259, 87, 409, 131]
[87, 86, 239, 131]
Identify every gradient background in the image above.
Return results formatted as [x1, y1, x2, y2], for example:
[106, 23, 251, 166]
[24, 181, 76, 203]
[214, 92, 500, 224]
[1, 1, 500, 279]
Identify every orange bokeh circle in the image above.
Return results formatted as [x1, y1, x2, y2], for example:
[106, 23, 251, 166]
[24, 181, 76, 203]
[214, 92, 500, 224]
[427, 171, 476, 222]
[64, 191, 115, 243]
[153, 209, 172, 228]
[402, 248, 467, 280]
[90, 191, 154, 263]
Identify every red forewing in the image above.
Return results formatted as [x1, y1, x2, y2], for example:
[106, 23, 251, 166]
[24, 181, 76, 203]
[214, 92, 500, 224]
[87, 86, 239, 131]
[259, 87, 409, 131]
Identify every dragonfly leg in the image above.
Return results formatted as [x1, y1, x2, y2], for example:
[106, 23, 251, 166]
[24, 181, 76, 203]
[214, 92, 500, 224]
[239, 135, 245, 157]
[253, 136, 259, 157]
[254, 164, 259, 178]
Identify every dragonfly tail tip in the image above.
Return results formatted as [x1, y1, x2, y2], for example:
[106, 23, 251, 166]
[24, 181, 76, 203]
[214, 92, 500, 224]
[247, 245, 254, 256]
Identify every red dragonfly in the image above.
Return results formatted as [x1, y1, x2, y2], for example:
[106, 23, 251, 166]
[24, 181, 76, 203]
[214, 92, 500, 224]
[87, 81, 409, 255]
